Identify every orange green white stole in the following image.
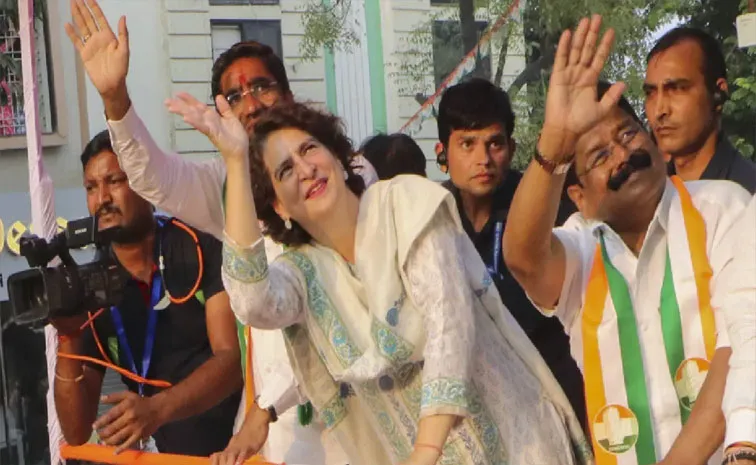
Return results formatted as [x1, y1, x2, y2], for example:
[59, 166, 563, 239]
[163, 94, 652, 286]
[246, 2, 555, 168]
[582, 176, 717, 465]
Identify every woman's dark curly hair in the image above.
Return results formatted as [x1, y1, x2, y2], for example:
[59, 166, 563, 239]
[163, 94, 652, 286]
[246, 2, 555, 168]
[249, 102, 366, 247]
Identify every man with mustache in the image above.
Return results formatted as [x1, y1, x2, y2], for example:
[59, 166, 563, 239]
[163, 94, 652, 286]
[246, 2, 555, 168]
[64, 1, 361, 462]
[434, 78, 586, 430]
[644, 27, 756, 193]
[504, 15, 755, 465]
[52, 130, 242, 456]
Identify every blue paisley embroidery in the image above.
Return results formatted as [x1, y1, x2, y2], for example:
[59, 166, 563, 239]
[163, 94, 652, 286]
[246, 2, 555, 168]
[421, 378, 472, 411]
[384, 390, 418, 444]
[371, 318, 415, 365]
[394, 373, 466, 464]
[222, 239, 269, 283]
[453, 429, 486, 465]
[397, 372, 494, 464]
[320, 393, 347, 429]
[357, 381, 413, 460]
[281, 251, 362, 367]
[465, 387, 507, 462]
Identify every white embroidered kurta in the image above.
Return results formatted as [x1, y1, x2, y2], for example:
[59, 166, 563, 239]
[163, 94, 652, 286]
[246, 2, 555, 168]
[222, 176, 592, 465]
[106, 105, 359, 464]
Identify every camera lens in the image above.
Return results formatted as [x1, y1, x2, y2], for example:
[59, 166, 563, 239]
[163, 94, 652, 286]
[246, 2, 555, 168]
[7, 270, 49, 325]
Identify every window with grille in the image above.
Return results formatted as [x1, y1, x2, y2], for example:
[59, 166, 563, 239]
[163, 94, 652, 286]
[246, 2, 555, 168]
[210, 20, 283, 62]
[0, 8, 54, 138]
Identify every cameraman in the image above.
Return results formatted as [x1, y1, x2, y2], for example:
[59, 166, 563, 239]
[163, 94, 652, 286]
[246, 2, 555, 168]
[52, 131, 242, 456]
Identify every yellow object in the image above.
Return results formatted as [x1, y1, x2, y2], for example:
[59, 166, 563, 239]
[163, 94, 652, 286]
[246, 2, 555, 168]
[6, 221, 27, 255]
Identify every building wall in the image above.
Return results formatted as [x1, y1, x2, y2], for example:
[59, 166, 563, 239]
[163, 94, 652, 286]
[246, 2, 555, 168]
[165, 0, 328, 159]
[85, 0, 174, 153]
[0, 0, 88, 193]
[0, 0, 176, 194]
[158, 0, 528, 175]
[333, 0, 374, 147]
[0, 0, 528, 194]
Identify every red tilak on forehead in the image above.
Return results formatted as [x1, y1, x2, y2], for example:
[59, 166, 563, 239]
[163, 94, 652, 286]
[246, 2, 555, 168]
[238, 74, 248, 88]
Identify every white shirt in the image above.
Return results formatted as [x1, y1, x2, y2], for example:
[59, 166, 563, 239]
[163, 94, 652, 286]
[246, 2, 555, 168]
[543, 179, 753, 461]
[718, 194, 756, 448]
[107, 105, 361, 464]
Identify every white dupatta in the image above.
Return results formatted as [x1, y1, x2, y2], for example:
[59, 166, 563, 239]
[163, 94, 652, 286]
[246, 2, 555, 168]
[277, 176, 590, 465]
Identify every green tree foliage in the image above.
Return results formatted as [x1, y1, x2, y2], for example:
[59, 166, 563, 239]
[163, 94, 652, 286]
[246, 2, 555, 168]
[677, 0, 756, 159]
[299, 0, 754, 164]
[453, 0, 686, 168]
[299, 0, 360, 61]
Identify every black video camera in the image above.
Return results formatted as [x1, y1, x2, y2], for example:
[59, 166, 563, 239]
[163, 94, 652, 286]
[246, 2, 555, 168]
[7, 216, 129, 326]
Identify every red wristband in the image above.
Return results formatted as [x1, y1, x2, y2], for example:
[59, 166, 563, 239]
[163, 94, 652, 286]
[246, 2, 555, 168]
[414, 442, 443, 455]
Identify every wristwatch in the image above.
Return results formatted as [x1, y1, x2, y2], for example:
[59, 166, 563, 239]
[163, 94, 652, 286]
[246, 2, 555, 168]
[533, 145, 572, 175]
[264, 405, 278, 423]
[255, 395, 278, 423]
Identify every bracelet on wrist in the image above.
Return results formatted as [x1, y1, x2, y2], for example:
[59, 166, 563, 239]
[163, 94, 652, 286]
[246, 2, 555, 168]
[533, 136, 573, 175]
[414, 442, 443, 456]
[55, 365, 86, 383]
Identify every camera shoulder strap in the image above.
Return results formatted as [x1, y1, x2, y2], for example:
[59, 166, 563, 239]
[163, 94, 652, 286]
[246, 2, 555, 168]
[155, 216, 206, 306]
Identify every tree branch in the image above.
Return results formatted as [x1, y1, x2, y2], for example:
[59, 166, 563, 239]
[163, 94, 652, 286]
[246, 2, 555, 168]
[506, 51, 555, 94]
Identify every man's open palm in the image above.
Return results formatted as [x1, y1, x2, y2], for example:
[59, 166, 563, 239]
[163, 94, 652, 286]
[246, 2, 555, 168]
[544, 15, 625, 138]
[64, 0, 129, 98]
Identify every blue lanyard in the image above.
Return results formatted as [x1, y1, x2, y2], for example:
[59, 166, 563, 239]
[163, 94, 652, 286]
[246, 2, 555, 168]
[110, 272, 163, 396]
[487, 221, 504, 278]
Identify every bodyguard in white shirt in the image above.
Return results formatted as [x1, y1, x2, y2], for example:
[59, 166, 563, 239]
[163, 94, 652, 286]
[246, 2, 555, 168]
[64, 1, 369, 463]
[503, 16, 755, 465]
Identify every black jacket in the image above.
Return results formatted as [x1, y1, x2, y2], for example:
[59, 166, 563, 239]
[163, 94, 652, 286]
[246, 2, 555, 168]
[443, 172, 587, 429]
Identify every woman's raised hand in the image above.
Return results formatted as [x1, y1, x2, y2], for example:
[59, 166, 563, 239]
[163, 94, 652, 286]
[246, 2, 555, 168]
[165, 94, 249, 163]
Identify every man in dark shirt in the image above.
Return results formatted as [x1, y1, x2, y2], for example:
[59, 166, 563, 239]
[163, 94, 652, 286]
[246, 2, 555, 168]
[52, 131, 242, 456]
[434, 78, 586, 429]
[644, 27, 756, 193]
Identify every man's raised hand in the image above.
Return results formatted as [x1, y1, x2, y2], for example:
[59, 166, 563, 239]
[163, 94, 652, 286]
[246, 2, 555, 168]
[64, 0, 129, 100]
[542, 15, 626, 159]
